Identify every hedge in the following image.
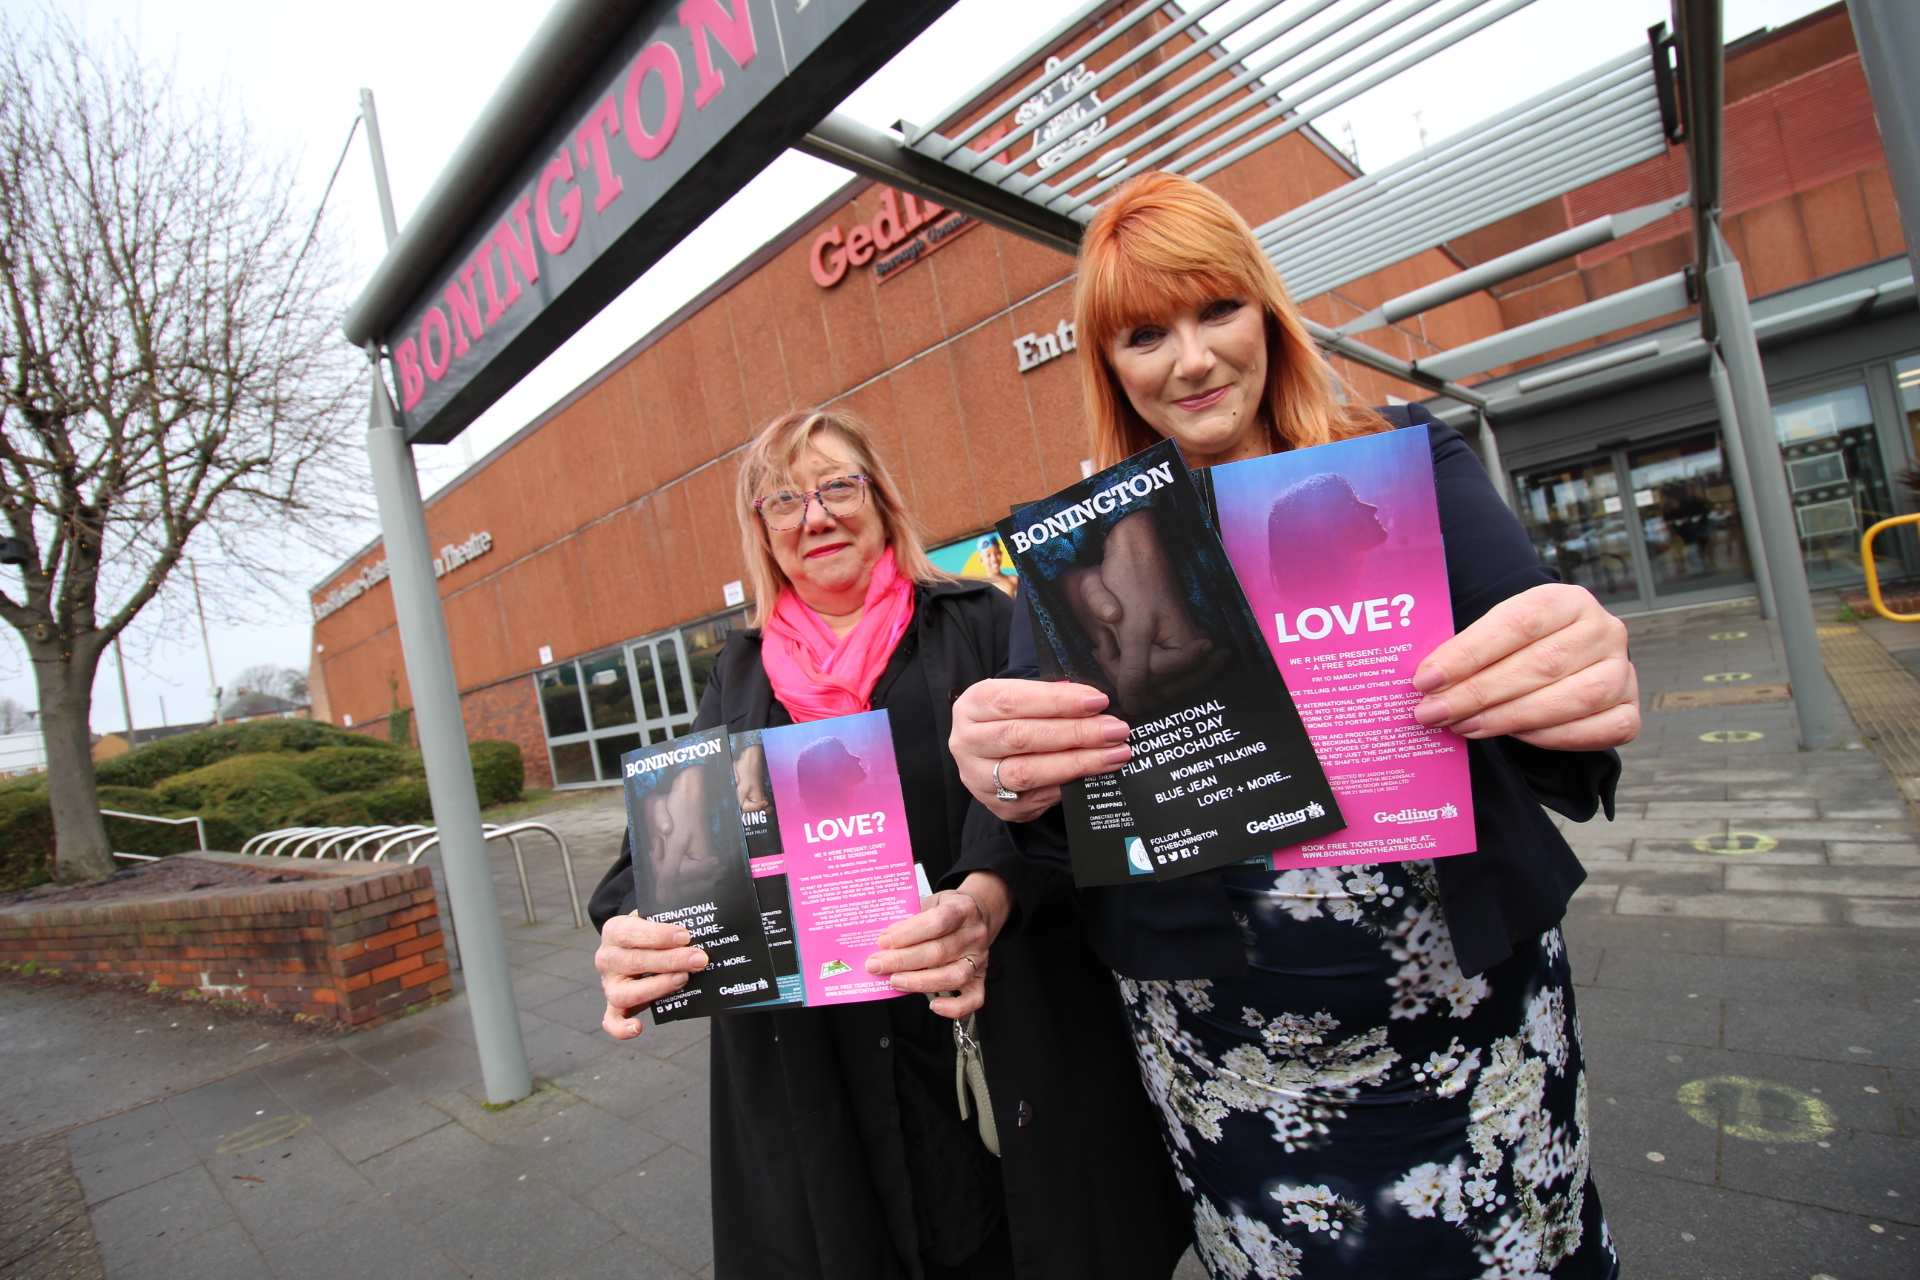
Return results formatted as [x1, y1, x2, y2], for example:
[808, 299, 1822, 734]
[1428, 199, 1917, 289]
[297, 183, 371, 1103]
[98, 785, 205, 859]
[469, 739, 524, 807]
[363, 779, 434, 825]
[285, 793, 375, 828]
[95, 719, 397, 789]
[0, 789, 53, 892]
[153, 755, 320, 823]
[289, 746, 417, 795]
[0, 734, 528, 887]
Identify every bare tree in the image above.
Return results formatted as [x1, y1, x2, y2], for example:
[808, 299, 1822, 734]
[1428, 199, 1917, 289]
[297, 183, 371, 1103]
[0, 17, 364, 879]
[228, 663, 309, 703]
[0, 694, 32, 733]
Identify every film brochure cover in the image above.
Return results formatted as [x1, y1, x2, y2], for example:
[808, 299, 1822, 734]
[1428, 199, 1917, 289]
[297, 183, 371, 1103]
[731, 729, 803, 1005]
[999, 437, 1342, 883]
[1209, 424, 1475, 868]
[619, 727, 778, 1021]
[755, 710, 922, 1007]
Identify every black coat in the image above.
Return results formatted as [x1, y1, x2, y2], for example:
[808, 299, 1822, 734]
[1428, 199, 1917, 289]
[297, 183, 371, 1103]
[590, 579, 1190, 1280]
[1007, 408, 1622, 980]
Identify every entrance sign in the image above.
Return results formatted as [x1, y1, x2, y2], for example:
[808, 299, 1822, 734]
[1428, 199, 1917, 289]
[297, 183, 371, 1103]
[351, 0, 956, 444]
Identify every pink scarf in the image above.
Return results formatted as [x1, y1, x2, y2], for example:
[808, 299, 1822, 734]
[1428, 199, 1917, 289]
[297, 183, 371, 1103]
[762, 548, 916, 723]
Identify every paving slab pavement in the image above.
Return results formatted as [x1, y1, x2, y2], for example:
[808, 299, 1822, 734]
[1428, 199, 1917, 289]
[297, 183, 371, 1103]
[1563, 600, 1919, 1279]
[3, 597, 1916, 1278]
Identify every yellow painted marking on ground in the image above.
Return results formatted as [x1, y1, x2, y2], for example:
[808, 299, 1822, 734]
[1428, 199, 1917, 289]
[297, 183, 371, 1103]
[1817, 625, 1861, 636]
[1708, 631, 1749, 640]
[1702, 672, 1753, 683]
[1689, 832, 1779, 855]
[215, 1113, 310, 1154]
[1699, 730, 1765, 743]
[1678, 1076, 1835, 1143]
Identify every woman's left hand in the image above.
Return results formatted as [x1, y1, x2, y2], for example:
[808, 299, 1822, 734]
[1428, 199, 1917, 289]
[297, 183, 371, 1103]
[866, 871, 1012, 1019]
[1411, 582, 1640, 751]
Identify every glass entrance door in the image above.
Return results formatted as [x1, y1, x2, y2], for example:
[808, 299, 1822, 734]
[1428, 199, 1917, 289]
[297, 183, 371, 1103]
[1513, 456, 1641, 608]
[1512, 427, 1757, 614]
[627, 633, 696, 748]
[1625, 431, 1753, 599]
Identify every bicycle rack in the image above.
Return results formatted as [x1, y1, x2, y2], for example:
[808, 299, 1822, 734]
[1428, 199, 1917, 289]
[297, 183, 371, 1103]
[401, 822, 583, 929]
[235, 821, 585, 928]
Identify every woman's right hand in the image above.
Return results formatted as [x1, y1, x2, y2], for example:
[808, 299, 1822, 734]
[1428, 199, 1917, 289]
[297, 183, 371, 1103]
[596, 914, 710, 1040]
[950, 679, 1133, 822]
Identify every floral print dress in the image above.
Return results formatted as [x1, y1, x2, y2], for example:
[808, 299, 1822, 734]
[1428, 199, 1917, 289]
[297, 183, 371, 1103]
[1118, 861, 1616, 1280]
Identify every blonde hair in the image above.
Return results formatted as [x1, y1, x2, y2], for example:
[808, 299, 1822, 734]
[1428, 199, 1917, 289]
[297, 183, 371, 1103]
[1075, 171, 1386, 469]
[733, 409, 951, 627]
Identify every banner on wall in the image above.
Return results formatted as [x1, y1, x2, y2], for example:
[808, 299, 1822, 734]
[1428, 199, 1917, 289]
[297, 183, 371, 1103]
[928, 532, 1018, 596]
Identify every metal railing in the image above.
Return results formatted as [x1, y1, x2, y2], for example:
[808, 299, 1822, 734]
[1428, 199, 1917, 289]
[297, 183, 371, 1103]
[238, 821, 584, 928]
[105, 810, 208, 862]
[1861, 513, 1920, 622]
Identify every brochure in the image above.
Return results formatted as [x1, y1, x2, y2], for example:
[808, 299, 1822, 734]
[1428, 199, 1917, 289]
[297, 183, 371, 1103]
[618, 728, 779, 1022]
[757, 710, 922, 1006]
[999, 437, 1344, 883]
[1207, 424, 1476, 868]
[732, 729, 803, 1005]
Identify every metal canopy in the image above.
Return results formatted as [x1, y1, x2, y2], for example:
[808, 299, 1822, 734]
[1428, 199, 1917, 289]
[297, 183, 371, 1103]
[796, 0, 1889, 752]
[818, 0, 1698, 409]
[1255, 47, 1672, 302]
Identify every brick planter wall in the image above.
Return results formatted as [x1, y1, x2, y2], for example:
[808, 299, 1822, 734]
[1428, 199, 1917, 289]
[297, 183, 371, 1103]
[0, 854, 451, 1026]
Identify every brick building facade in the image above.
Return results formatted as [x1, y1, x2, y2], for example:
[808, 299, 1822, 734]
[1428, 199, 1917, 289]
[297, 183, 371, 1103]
[311, 2, 1913, 790]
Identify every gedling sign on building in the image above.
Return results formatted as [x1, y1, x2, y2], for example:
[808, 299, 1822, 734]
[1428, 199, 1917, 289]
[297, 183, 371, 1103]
[347, 0, 955, 445]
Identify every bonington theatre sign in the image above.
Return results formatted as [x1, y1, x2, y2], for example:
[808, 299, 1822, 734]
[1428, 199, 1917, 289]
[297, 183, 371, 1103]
[351, 0, 954, 445]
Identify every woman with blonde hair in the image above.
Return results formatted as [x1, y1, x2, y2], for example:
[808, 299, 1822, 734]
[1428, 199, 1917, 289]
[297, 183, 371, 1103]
[951, 173, 1637, 1278]
[591, 409, 1190, 1279]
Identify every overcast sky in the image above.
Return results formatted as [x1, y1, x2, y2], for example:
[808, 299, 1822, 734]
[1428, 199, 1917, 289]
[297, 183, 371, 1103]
[0, 0, 1831, 734]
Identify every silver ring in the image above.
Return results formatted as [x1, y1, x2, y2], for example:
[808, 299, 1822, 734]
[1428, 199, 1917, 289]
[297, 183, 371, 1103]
[992, 759, 1019, 802]
[961, 955, 978, 974]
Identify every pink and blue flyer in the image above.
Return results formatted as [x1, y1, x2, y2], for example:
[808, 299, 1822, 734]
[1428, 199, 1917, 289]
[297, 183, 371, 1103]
[759, 710, 920, 1006]
[1209, 425, 1476, 869]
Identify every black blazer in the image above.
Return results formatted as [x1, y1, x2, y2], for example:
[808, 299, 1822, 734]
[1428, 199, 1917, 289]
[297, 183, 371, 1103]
[590, 579, 1192, 1280]
[1005, 407, 1620, 979]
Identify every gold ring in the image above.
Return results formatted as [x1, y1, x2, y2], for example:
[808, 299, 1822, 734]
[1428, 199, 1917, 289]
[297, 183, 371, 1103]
[961, 955, 978, 974]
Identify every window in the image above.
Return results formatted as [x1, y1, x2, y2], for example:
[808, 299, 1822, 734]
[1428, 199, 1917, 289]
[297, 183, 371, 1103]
[1771, 384, 1895, 588]
[534, 606, 750, 787]
[537, 665, 586, 738]
[1626, 431, 1752, 597]
[1512, 456, 1639, 607]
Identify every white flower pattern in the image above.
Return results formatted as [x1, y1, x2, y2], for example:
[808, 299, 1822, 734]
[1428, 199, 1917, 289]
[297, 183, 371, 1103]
[1121, 861, 1611, 1279]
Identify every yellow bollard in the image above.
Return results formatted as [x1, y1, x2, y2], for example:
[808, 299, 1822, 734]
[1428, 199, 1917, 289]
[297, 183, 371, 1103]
[1860, 512, 1920, 621]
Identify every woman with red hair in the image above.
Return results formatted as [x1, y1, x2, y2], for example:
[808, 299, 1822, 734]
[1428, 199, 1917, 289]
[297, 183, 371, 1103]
[952, 173, 1636, 1279]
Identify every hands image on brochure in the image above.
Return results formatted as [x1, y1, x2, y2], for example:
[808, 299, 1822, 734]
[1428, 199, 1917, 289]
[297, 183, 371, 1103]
[1060, 508, 1230, 721]
[620, 727, 778, 1020]
[1001, 437, 1343, 881]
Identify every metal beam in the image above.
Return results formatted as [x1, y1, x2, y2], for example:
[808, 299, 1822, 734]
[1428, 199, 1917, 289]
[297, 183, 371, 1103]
[1847, 0, 1920, 285]
[1336, 195, 1689, 335]
[1414, 271, 1691, 381]
[1675, 0, 1724, 343]
[359, 90, 529, 1106]
[1303, 319, 1490, 410]
[1706, 229, 1839, 750]
[1706, 349, 1776, 620]
[796, 115, 1085, 255]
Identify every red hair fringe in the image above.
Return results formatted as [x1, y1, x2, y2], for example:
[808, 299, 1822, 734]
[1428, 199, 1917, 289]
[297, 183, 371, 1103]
[1074, 172, 1386, 469]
